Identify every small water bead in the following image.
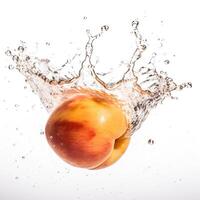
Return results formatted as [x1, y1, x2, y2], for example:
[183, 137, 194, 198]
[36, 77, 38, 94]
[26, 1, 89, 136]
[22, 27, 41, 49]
[132, 20, 139, 29]
[26, 56, 30, 61]
[40, 131, 44, 135]
[45, 42, 50, 46]
[8, 65, 14, 70]
[101, 25, 109, 32]
[164, 60, 170, 64]
[187, 82, 192, 88]
[18, 46, 25, 52]
[5, 50, 12, 56]
[12, 55, 19, 62]
[148, 139, 154, 145]
[140, 44, 147, 51]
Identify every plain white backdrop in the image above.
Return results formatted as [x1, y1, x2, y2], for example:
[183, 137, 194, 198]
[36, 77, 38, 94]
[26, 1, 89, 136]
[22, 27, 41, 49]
[0, 0, 199, 200]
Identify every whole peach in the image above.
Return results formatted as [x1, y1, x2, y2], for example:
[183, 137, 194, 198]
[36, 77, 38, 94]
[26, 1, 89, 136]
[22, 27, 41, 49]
[45, 89, 130, 169]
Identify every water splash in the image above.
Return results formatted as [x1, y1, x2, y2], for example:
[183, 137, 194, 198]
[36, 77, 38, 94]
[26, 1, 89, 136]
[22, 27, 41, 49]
[5, 21, 192, 137]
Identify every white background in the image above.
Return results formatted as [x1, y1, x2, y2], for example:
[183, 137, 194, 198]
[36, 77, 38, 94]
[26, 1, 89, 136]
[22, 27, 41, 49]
[0, 0, 199, 200]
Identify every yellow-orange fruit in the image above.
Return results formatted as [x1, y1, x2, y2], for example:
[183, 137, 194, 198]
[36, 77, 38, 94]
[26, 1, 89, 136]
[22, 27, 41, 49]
[45, 89, 130, 169]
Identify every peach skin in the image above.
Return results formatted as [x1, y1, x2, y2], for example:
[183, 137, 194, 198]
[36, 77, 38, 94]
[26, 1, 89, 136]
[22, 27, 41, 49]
[45, 88, 130, 169]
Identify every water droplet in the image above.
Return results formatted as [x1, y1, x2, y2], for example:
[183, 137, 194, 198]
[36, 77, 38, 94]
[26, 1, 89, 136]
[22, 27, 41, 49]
[14, 104, 19, 108]
[83, 16, 87, 20]
[164, 60, 170, 64]
[45, 42, 50, 46]
[26, 56, 30, 61]
[15, 176, 19, 180]
[187, 82, 192, 88]
[101, 25, 109, 31]
[18, 46, 24, 52]
[132, 20, 139, 29]
[8, 65, 14, 70]
[40, 131, 44, 135]
[148, 139, 154, 145]
[141, 44, 147, 50]
[49, 136, 53, 139]
[5, 50, 12, 56]
[21, 156, 25, 159]
[12, 55, 19, 62]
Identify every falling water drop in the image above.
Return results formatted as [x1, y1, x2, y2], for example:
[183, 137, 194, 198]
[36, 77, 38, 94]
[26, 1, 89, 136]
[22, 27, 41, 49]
[164, 59, 170, 64]
[5, 50, 12, 56]
[18, 46, 25, 52]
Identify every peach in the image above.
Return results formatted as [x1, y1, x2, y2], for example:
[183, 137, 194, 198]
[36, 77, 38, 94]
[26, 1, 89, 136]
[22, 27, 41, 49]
[45, 89, 130, 169]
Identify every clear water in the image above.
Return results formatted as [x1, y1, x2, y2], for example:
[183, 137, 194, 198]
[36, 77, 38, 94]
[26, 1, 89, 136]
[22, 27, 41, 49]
[5, 21, 192, 137]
